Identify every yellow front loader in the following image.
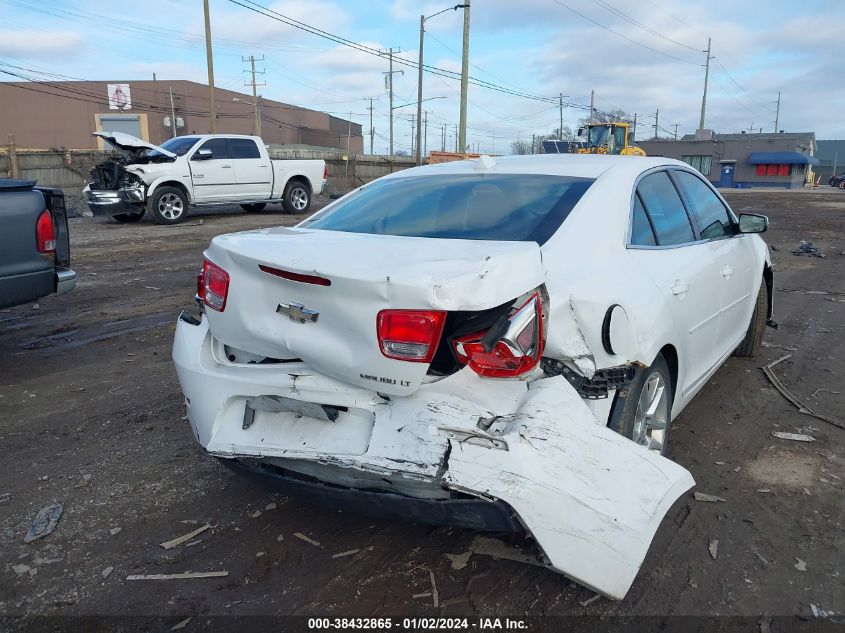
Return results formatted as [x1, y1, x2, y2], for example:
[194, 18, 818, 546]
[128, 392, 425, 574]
[577, 122, 646, 156]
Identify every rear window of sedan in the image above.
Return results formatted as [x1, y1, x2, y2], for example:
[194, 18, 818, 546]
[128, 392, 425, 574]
[301, 174, 594, 244]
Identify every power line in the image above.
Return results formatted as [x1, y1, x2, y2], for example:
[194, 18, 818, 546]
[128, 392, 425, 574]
[549, 0, 699, 66]
[587, 0, 701, 52]
[227, 0, 559, 104]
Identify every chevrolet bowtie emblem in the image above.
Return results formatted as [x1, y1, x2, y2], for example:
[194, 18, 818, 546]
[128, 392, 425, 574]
[276, 302, 319, 324]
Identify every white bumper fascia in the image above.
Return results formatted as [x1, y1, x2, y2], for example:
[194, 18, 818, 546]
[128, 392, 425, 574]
[172, 316, 694, 599]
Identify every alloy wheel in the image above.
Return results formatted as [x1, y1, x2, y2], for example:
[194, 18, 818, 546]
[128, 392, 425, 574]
[632, 372, 669, 452]
[158, 193, 184, 220]
[290, 187, 308, 211]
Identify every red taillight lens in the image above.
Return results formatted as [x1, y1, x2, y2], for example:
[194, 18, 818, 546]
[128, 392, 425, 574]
[377, 310, 446, 363]
[323, 164, 328, 181]
[36, 210, 56, 254]
[201, 259, 229, 312]
[452, 293, 544, 378]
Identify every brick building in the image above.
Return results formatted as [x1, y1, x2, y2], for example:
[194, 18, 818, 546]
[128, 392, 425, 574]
[0, 79, 363, 152]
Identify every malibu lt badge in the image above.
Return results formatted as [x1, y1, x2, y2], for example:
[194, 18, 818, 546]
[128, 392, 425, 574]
[276, 301, 319, 324]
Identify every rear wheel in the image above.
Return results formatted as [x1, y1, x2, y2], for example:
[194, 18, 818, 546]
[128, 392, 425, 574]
[608, 354, 673, 455]
[282, 180, 310, 214]
[149, 186, 188, 225]
[733, 280, 768, 358]
[112, 211, 144, 223]
[240, 203, 266, 212]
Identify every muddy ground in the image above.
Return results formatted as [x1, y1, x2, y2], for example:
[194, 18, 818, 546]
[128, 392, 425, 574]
[0, 191, 843, 625]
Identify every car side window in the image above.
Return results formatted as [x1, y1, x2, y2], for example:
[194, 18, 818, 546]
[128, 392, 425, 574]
[229, 138, 261, 159]
[630, 194, 657, 246]
[195, 138, 230, 160]
[636, 171, 695, 246]
[673, 170, 734, 240]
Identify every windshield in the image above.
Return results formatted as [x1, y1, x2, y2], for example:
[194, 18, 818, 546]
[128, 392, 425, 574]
[587, 125, 611, 148]
[301, 174, 594, 245]
[149, 136, 200, 158]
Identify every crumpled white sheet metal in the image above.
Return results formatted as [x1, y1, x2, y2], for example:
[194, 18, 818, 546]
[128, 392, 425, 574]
[173, 317, 694, 600]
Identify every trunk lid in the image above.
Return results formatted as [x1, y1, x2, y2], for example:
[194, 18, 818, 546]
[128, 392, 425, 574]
[203, 228, 545, 395]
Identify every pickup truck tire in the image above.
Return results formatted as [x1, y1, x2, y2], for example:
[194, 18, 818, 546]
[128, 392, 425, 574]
[241, 203, 266, 212]
[112, 212, 144, 223]
[282, 180, 311, 214]
[149, 187, 188, 225]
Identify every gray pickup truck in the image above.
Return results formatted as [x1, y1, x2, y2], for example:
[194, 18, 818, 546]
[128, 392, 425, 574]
[0, 179, 75, 309]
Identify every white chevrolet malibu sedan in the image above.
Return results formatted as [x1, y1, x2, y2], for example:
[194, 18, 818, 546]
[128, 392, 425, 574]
[173, 154, 772, 599]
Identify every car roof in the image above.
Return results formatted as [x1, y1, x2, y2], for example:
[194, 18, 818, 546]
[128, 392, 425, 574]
[385, 153, 690, 181]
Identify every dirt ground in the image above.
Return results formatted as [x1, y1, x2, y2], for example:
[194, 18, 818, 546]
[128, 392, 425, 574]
[1, 190, 843, 625]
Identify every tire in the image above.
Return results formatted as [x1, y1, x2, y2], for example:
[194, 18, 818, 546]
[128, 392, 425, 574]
[608, 354, 673, 455]
[149, 186, 188, 225]
[282, 180, 311, 214]
[240, 203, 267, 212]
[112, 211, 144, 223]
[733, 279, 768, 358]
[839, 181, 845, 190]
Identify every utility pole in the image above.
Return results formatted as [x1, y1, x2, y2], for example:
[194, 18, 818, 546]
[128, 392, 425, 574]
[673, 123, 679, 140]
[557, 94, 568, 138]
[454, 124, 459, 152]
[442, 123, 446, 151]
[589, 90, 595, 123]
[458, 0, 471, 153]
[243, 55, 265, 137]
[699, 37, 711, 130]
[774, 91, 781, 132]
[654, 108, 659, 139]
[416, 14, 425, 165]
[632, 113, 637, 141]
[423, 111, 428, 159]
[383, 48, 402, 157]
[203, 0, 217, 133]
[169, 85, 177, 139]
[531, 133, 535, 154]
[410, 114, 415, 155]
[367, 97, 375, 154]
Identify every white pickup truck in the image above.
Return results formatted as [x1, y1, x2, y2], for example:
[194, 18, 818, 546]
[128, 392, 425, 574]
[84, 133, 327, 225]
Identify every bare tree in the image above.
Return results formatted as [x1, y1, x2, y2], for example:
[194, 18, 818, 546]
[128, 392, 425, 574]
[510, 139, 533, 155]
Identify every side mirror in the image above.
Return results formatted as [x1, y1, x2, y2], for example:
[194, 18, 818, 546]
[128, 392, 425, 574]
[738, 213, 768, 234]
[193, 148, 213, 160]
[577, 128, 584, 137]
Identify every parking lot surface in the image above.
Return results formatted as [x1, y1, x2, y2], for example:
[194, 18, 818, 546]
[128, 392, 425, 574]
[1, 191, 843, 620]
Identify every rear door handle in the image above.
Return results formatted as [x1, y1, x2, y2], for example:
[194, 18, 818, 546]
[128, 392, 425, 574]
[221, 165, 232, 169]
[671, 280, 689, 296]
[721, 265, 734, 279]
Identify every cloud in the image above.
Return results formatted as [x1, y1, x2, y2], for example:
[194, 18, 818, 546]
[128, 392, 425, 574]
[0, 31, 84, 59]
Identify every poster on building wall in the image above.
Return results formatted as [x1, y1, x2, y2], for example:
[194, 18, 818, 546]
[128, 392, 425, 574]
[107, 84, 131, 110]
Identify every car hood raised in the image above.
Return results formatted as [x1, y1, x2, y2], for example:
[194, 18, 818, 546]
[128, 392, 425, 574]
[93, 132, 176, 158]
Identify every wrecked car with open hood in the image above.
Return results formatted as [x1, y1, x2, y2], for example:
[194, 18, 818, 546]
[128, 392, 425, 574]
[84, 132, 327, 225]
[172, 154, 773, 599]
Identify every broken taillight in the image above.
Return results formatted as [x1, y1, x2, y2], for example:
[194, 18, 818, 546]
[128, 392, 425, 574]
[199, 259, 229, 312]
[377, 310, 446, 363]
[452, 292, 545, 378]
[36, 210, 56, 254]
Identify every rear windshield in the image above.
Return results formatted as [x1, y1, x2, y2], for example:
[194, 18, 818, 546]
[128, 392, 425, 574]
[301, 174, 594, 244]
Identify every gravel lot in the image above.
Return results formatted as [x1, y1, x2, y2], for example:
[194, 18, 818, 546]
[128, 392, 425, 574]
[1, 190, 843, 624]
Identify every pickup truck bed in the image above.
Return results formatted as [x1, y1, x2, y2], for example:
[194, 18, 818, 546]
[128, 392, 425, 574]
[0, 179, 75, 309]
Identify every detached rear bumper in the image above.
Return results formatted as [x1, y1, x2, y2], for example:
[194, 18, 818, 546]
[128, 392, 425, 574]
[172, 313, 694, 600]
[222, 458, 523, 532]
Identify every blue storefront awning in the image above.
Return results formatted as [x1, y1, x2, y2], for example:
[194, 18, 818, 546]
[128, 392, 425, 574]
[748, 151, 819, 165]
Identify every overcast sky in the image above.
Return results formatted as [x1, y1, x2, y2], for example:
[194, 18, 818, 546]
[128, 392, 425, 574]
[2, 0, 842, 153]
